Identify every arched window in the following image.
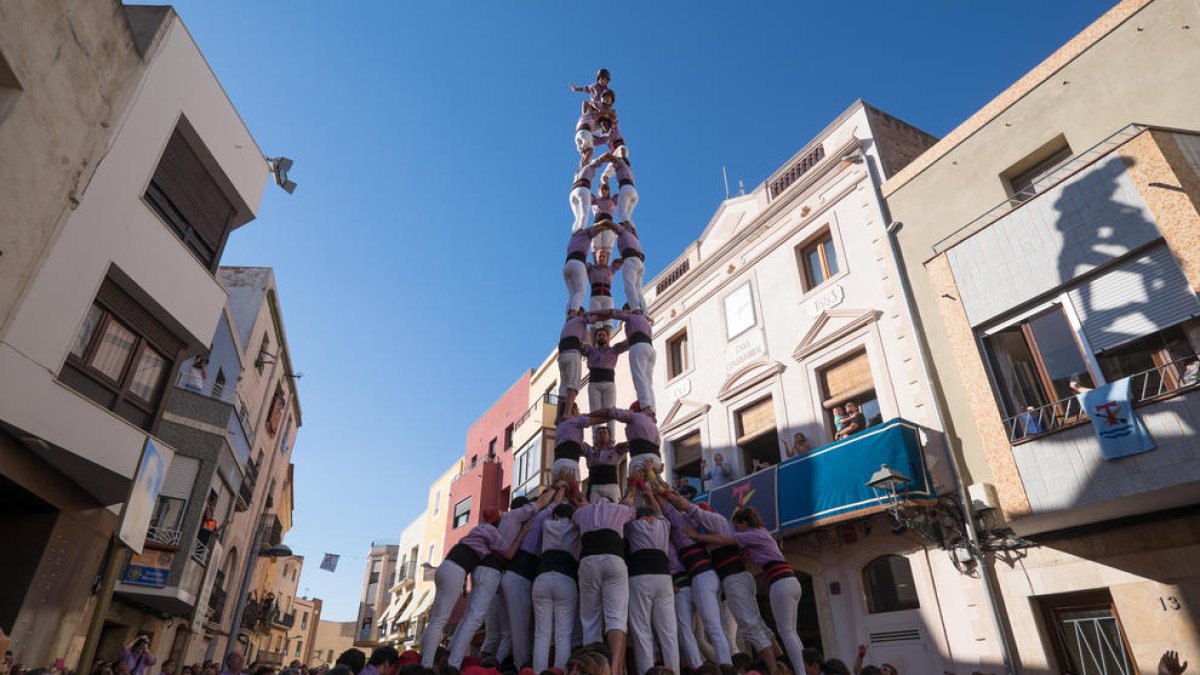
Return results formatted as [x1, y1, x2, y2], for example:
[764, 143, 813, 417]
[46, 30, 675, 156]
[863, 555, 920, 613]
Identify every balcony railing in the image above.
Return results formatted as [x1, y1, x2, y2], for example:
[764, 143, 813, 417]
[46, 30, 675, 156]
[146, 526, 183, 548]
[695, 418, 936, 533]
[273, 611, 296, 628]
[256, 651, 285, 666]
[1002, 356, 1200, 442]
[191, 538, 210, 566]
[398, 559, 417, 584]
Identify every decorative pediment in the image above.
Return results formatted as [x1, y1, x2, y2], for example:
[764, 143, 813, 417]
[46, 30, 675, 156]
[660, 398, 711, 434]
[717, 358, 786, 402]
[793, 309, 879, 361]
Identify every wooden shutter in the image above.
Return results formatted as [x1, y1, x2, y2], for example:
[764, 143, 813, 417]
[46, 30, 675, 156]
[672, 432, 702, 467]
[97, 278, 183, 356]
[821, 351, 874, 408]
[150, 129, 235, 257]
[736, 397, 775, 443]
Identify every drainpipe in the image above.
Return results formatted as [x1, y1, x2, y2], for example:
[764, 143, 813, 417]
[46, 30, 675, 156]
[854, 149, 1019, 675]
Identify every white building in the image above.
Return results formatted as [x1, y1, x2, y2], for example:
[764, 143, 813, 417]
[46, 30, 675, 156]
[644, 101, 993, 672]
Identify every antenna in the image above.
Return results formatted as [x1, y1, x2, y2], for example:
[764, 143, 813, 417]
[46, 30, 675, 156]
[721, 165, 730, 199]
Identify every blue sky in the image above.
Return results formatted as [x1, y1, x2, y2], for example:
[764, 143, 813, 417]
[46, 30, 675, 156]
[168, 1, 1111, 620]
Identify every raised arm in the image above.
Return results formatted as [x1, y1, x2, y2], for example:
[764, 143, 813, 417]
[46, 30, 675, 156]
[622, 479, 639, 506]
[611, 258, 625, 272]
[686, 530, 736, 547]
[499, 521, 532, 560]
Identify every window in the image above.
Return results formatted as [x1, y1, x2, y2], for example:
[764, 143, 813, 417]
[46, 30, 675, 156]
[301, 611, 309, 630]
[983, 306, 1094, 418]
[256, 333, 270, 374]
[667, 330, 689, 379]
[487, 438, 497, 459]
[267, 385, 286, 436]
[735, 397, 779, 468]
[0, 47, 23, 125]
[1038, 590, 1135, 675]
[1098, 325, 1196, 392]
[427, 543, 435, 564]
[148, 496, 187, 534]
[863, 555, 920, 614]
[818, 350, 882, 436]
[452, 497, 472, 529]
[61, 278, 182, 431]
[798, 231, 840, 290]
[212, 369, 227, 398]
[670, 432, 703, 494]
[504, 424, 514, 450]
[432, 490, 440, 516]
[1004, 141, 1073, 205]
[723, 282, 757, 340]
[144, 126, 236, 270]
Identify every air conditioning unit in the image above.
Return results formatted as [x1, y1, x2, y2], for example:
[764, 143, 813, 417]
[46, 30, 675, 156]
[968, 482, 999, 512]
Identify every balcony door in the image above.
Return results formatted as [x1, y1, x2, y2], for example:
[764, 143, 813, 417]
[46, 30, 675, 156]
[1038, 589, 1137, 675]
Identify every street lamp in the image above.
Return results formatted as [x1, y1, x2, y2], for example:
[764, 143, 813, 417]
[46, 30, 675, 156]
[866, 463, 912, 533]
[224, 515, 293, 659]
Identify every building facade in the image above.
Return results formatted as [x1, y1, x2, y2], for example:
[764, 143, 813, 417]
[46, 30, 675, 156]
[882, 0, 1200, 672]
[354, 542, 399, 647]
[0, 5, 277, 670]
[379, 518, 424, 647]
[310, 620, 356, 668]
[290, 596, 322, 667]
[405, 461, 461, 648]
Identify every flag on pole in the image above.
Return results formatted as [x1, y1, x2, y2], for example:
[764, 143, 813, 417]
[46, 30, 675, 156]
[320, 553, 340, 572]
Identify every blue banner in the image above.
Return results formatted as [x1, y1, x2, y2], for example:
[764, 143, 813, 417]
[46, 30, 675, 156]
[706, 464, 779, 532]
[1077, 378, 1155, 459]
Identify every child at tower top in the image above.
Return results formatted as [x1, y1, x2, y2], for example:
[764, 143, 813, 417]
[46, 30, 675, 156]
[570, 68, 612, 111]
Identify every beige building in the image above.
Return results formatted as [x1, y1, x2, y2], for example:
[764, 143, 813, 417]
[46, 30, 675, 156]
[0, 4, 276, 670]
[883, 0, 1200, 672]
[354, 542, 399, 647]
[289, 597, 323, 667]
[379, 519, 424, 647]
[310, 620, 356, 668]
[406, 461, 461, 646]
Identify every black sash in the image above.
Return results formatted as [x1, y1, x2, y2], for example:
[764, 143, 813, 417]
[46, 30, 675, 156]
[478, 554, 506, 571]
[589, 367, 614, 382]
[678, 543, 714, 577]
[673, 572, 691, 589]
[589, 464, 618, 485]
[566, 251, 586, 264]
[580, 528, 624, 559]
[508, 550, 541, 581]
[621, 248, 645, 262]
[537, 549, 578, 579]
[554, 440, 582, 461]
[629, 331, 651, 345]
[619, 178, 634, 188]
[711, 544, 747, 579]
[627, 548, 670, 577]
[573, 178, 592, 190]
[558, 336, 582, 352]
[628, 438, 660, 457]
[590, 283, 611, 296]
[762, 559, 797, 587]
[445, 543, 482, 574]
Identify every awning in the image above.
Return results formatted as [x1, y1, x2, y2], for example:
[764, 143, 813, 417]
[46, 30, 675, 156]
[400, 590, 433, 623]
[379, 594, 410, 626]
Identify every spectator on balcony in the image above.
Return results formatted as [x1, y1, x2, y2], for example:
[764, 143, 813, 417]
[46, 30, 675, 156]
[783, 432, 812, 457]
[700, 454, 732, 490]
[673, 475, 698, 499]
[750, 457, 772, 473]
[184, 355, 208, 392]
[834, 402, 865, 441]
[119, 636, 156, 675]
[198, 495, 218, 547]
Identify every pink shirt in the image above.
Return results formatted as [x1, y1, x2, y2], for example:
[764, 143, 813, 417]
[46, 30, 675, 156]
[587, 263, 615, 287]
[555, 415, 590, 447]
[732, 527, 786, 568]
[610, 310, 651, 340]
[615, 223, 642, 256]
[625, 516, 670, 553]
[601, 407, 660, 446]
[460, 523, 507, 558]
[519, 507, 553, 554]
[611, 157, 635, 185]
[688, 504, 734, 538]
[582, 342, 628, 370]
[560, 315, 589, 343]
[567, 225, 603, 257]
[664, 505, 701, 550]
[573, 501, 634, 534]
[592, 195, 616, 218]
[585, 442, 628, 468]
[497, 502, 540, 549]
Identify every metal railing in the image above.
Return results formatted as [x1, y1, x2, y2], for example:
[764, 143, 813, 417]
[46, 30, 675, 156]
[273, 611, 295, 628]
[146, 526, 183, 547]
[513, 392, 561, 431]
[191, 538, 210, 566]
[931, 124, 1146, 255]
[1002, 356, 1200, 442]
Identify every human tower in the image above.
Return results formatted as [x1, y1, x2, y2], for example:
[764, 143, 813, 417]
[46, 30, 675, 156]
[417, 70, 807, 675]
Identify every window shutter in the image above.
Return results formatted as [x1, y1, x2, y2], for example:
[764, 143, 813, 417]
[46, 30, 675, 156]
[153, 130, 235, 251]
[1068, 245, 1200, 353]
[161, 455, 200, 500]
[671, 432, 702, 467]
[822, 351, 874, 408]
[96, 279, 183, 355]
[454, 497, 472, 519]
[736, 398, 775, 443]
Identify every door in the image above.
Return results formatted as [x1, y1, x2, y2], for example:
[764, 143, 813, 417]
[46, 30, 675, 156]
[1039, 589, 1137, 675]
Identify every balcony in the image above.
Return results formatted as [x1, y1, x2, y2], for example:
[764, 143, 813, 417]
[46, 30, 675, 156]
[273, 610, 296, 629]
[1002, 360, 1200, 534]
[696, 419, 938, 533]
[237, 460, 259, 511]
[398, 559, 417, 586]
[256, 651, 285, 666]
[146, 526, 183, 549]
[512, 393, 560, 450]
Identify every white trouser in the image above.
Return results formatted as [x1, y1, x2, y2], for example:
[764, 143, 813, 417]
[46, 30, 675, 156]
[594, 228, 616, 256]
[481, 591, 511, 661]
[579, 554, 629, 642]
[421, 560, 468, 667]
[617, 184, 639, 225]
[448, 566, 503, 666]
[570, 186, 592, 233]
[721, 571, 774, 652]
[675, 585, 703, 669]
[769, 576, 805, 669]
[563, 259, 587, 314]
[532, 572, 577, 672]
[558, 349, 582, 396]
[501, 571, 534, 668]
[552, 458, 580, 483]
[588, 293, 613, 318]
[586, 481, 622, 504]
[628, 453, 664, 480]
[629, 342, 656, 412]
[691, 570, 732, 664]
[587, 380, 617, 436]
[622, 256, 647, 314]
[629, 574, 678, 675]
